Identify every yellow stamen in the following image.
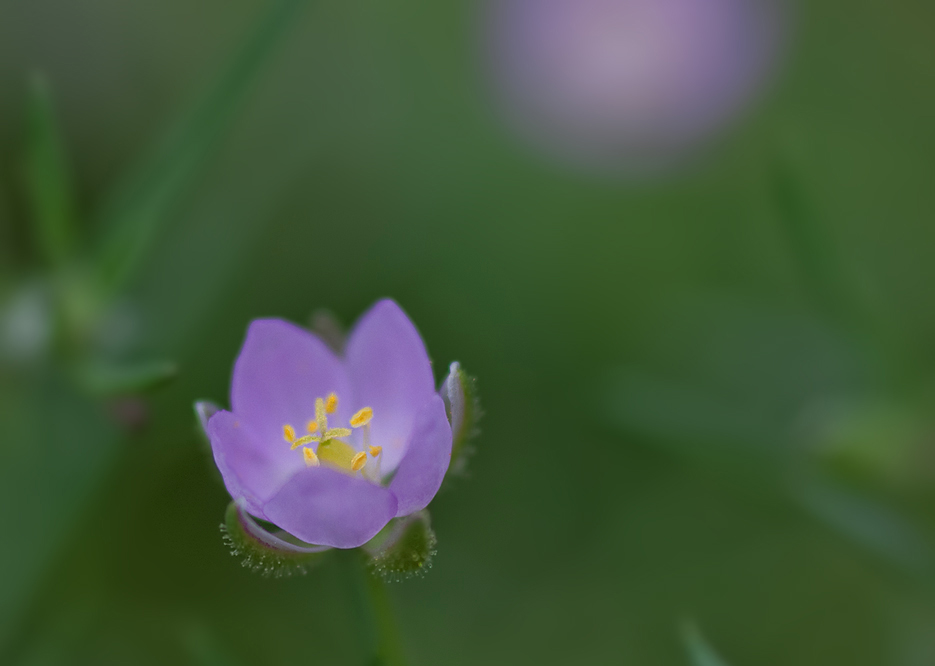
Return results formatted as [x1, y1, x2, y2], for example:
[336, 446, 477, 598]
[315, 398, 328, 434]
[291, 434, 320, 450]
[303, 447, 320, 467]
[292, 394, 376, 472]
[350, 407, 374, 428]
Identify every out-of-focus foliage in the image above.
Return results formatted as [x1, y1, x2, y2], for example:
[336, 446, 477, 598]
[1, 0, 934, 664]
[682, 623, 733, 666]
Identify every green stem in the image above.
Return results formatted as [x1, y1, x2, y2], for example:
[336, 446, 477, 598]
[342, 550, 408, 666]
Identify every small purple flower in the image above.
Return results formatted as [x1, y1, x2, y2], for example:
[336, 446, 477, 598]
[207, 300, 453, 549]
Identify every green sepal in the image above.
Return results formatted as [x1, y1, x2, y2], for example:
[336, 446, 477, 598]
[194, 401, 222, 477]
[76, 358, 178, 396]
[221, 500, 329, 577]
[440, 362, 481, 478]
[363, 510, 437, 582]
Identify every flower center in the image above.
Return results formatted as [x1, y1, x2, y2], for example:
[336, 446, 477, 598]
[281, 393, 382, 477]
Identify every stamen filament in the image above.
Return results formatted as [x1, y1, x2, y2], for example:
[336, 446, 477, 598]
[291, 434, 321, 450]
[314, 398, 328, 434]
[363, 443, 382, 482]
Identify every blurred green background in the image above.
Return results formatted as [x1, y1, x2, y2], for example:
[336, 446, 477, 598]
[2, 0, 935, 664]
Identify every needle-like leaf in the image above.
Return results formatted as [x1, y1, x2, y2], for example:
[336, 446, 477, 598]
[90, 0, 309, 297]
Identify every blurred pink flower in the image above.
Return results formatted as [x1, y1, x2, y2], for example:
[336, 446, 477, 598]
[484, 0, 786, 174]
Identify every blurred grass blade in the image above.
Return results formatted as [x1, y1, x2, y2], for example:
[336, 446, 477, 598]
[24, 73, 78, 269]
[771, 150, 839, 310]
[793, 478, 934, 579]
[604, 369, 785, 481]
[76, 358, 178, 396]
[0, 374, 120, 655]
[91, 0, 308, 296]
[770, 145, 872, 336]
[0, 184, 13, 276]
[681, 622, 732, 666]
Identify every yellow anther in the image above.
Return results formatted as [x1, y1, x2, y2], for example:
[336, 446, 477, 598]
[325, 427, 352, 439]
[350, 407, 374, 428]
[303, 447, 320, 467]
[369, 445, 382, 457]
[325, 393, 338, 414]
[351, 451, 367, 471]
[290, 434, 320, 450]
[306, 420, 319, 434]
[283, 424, 296, 443]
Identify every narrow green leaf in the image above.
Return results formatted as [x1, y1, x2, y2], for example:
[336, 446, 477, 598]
[91, 0, 309, 296]
[681, 622, 732, 666]
[24, 73, 78, 269]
